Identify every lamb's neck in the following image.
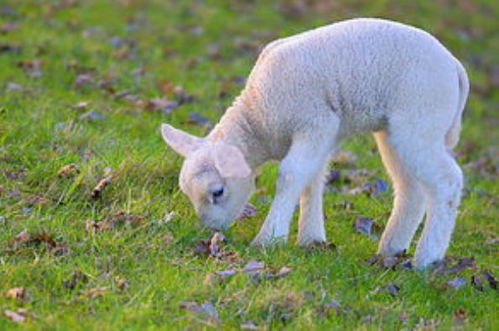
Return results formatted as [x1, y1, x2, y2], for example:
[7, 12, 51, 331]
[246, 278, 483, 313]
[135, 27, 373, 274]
[207, 98, 268, 170]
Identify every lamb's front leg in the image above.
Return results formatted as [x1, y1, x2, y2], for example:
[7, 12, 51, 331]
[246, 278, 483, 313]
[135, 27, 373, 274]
[297, 167, 327, 245]
[252, 135, 334, 246]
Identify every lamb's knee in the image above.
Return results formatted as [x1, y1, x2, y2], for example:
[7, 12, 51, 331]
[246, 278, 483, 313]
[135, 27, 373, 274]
[418, 160, 463, 203]
[436, 167, 463, 205]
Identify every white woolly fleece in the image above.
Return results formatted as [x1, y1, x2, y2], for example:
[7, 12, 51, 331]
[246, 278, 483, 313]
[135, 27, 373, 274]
[163, 18, 469, 269]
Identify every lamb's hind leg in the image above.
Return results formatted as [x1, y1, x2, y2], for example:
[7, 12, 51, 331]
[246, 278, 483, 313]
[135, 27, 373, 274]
[413, 151, 463, 268]
[297, 164, 328, 245]
[375, 128, 463, 268]
[374, 131, 426, 256]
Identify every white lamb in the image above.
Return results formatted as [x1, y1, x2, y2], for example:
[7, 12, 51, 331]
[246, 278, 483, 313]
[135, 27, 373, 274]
[161, 18, 469, 269]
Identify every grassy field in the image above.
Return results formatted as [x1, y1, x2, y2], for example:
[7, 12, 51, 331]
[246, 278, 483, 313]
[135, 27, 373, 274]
[1, 0, 498, 329]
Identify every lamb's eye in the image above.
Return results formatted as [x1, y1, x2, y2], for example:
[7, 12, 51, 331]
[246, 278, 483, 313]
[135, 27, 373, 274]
[208, 184, 225, 204]
[212, 188, 224, 199]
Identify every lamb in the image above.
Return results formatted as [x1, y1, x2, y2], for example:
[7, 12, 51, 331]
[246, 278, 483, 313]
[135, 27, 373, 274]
[160, 18, 469, 269]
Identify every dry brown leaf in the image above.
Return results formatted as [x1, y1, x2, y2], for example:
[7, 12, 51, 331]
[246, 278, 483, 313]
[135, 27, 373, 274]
[237, 203, 258, 220]
[143, 98, 178, 114]
[194, 233, 238, 261]
[4, 309, 27, 323]
[73, 73, 94, 87]
[17, 59, 42, 77]
[91, 177, 112, 199]
[0, 21, 19, 34]
[116, 277, 130, 290]
[8, 231, 69, 255]
[431, 257, 476, 275]
[454, 307, 467, 323]
[447, 277, 467, 290]
[13, 231, 31, 243]
[86, 211, 146, 233]
[205, 269, 237, 285]
[63, 270, 88, 290]
[376, 283, 400, 296]
[0, 43, 21, 53]
[3, 287, 28, 301]
[243, 260, 265, 276]
[83, 287, 107, 298]
[179, 301, 219, 322]
[57, 163, 79, 178]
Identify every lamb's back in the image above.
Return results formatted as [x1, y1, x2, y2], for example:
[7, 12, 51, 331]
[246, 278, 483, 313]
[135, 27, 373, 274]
[241, 18, 460, 140]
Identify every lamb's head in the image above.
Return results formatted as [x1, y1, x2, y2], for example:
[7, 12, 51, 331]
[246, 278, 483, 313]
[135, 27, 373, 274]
[161, 124, 254, 230]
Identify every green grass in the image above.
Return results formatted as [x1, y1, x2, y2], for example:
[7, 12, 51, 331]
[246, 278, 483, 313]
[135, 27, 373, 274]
[1, 0, 498, 329]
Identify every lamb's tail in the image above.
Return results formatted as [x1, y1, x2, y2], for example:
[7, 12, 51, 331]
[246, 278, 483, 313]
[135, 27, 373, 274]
[445, 60, 469, 149]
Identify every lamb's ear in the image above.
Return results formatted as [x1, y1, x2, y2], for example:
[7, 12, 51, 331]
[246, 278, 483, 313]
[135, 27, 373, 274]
[213, 143, 251, 178]
[161, 124, 203, 157]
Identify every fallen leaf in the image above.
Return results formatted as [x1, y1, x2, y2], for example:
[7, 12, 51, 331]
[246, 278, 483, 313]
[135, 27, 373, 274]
[13, 231, 31, 243]
[91, 177, 112, 199]
[109, 36, 124, 47]
[242, 260, 292, 280]
[3, 287, 28, 301]
[485, 237, 499, 245]
[163, 232, 175, 245]
[185, 112, 211, 126]
[399, 312, 409, 321]
[0, 43, 21, 53]
[273, 266, 293, 278]
[7, 231, 69, 255]
[116, 277, 129, 290]
[240, 321, 258, 330]
[471, 274, 484, 291]
[194, 233, 238, 260]
[73, 73, 94, 87]
[326, 169, 341, 183]
[173, 85, 195, 104]
[237, 203, 258, 219]
[17, 59, 43, 78]
[367, 251, 413, 269]
[323, 299, 341, 309]
[278, 0, 308, 18]
[205, 269, 237, 285]
[5, 82, 25, 92]
[66, 59, 95, 74]
[4, 309, 27, 323]
[63, 270, 88, 289]
[86, 211, 146, 232]
[83, 287, 107, 298]
[57, 163, 79, 178]
[180, 301, 219, 322]
[144, 98, 178, 114]
[432, 257, 476, 275]
[214, 269, 237, 280]
[377, 283, 400, 296]
[243, 260, 265, 276]
[483, 270, 497, 289]
[332, 149, 359, 166]
[454, 307, 467, 323]
[447, 277, 467, 289]
[354, 217, 382, 240]
[363, 178, 389, 195]
[79, 110, 106, 121]
[0, 21, 18, 33]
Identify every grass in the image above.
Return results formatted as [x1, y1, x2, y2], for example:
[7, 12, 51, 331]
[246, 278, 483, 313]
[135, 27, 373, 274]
[1, 0, 498, 329]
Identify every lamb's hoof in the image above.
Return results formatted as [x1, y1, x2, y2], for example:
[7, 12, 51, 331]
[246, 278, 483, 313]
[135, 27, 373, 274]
[377, 242, 407, 258]
[302, 241, 336, 251]
[414, 254, 443, 270]
[298, 236, 327, 247]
